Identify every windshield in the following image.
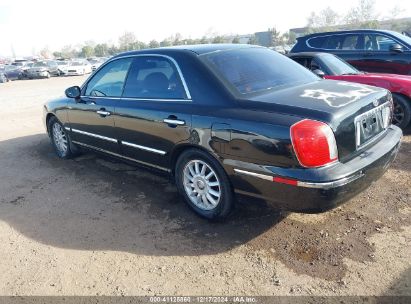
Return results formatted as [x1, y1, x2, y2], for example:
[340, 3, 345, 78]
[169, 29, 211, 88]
[33, 62, 48, 67]
[88, 59, 100, 64]
[321, 54, 359, 75]
[57, 61, 67, 65]
[201, 47, 318, 96]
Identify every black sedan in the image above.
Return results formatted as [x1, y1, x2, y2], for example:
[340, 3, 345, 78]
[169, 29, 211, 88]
[43, 45, 402, 220]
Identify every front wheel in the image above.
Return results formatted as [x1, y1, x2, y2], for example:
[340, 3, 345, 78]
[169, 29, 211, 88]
[392, 94, 411, 129]
[48, 117, 76, 159]
[175, 149, 234, 220]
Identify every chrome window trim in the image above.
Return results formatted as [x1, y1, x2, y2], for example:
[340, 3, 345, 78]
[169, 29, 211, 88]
[306, 32, 409, 51]
[71, 128, 118, 143]
[72, 141, 170, 172]
[83, 54, 192, 100]
[122, 141, 166, 155]
[233, 168, 364, 190]
[78, 95, 191, 102]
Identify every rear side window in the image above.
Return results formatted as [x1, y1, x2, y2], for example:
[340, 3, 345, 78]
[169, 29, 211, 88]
[85, 58, 132, 97]
[323, 36, 343, 49]
[122, 56, 187, 99]
[341, 35, 362, 50]
[307, 36, 326, 48]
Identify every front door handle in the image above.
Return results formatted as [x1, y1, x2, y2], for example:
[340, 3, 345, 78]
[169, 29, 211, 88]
[97, 109, 111, 117]
[163, 118, 185, 126]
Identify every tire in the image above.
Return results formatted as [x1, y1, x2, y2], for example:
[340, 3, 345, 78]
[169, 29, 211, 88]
[45, 72, 50, 79]
[48, 116, 77, 159]
[175, 149, 234, 220]
[392, 94, 411, 129]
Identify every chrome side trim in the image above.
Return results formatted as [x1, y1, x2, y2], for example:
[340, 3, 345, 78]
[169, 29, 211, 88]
[233, 168, 364, 189]
[122, 141, 166, 155]
[72, 141, 170, 172]
[84, 53, 192, 100]
[71, 128, 117, 143]
[234, 169, 273, 181]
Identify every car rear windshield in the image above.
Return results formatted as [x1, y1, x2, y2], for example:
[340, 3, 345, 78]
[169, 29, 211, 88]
[201, 47, 318, 96]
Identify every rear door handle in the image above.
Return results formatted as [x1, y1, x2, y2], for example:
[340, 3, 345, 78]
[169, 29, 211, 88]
[163, 118, 185, 126]
[97, 109, 111, 116]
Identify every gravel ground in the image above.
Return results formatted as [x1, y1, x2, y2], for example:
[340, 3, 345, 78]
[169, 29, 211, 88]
[0, 76, 410, 296]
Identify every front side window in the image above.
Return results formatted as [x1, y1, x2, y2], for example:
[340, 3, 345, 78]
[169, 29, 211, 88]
[202, 47, 318, 96]
[85, 58, 132, 97]
[364, 34, 398, 51]
[122, 56, 187, 99]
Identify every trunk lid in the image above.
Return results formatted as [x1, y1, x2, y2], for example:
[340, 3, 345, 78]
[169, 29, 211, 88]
[241, 80, 392, 163]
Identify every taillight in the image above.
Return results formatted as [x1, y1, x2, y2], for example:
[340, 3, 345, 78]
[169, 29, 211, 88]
[290, 119, 338, 168]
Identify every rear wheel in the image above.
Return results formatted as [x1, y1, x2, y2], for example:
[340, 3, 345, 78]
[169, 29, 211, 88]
[392, 94, 411, 129]
[45, 72, 51, 79]
[175, 149, 234, 220]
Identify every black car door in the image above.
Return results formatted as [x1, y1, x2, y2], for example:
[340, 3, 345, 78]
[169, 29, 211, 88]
[114, 55, 192, 170]
[66, 57, 133, 153]
[360, 33, 411, 74]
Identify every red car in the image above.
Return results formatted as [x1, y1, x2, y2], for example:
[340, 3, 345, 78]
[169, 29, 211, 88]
[288, 52, 411, 129]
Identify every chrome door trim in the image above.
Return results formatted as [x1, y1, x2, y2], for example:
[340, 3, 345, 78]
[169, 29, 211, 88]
[72, 141, 170, 172]
[122, 141, 166, 155]
[71, 128, 117, 143]
[96, 110, 111, 116]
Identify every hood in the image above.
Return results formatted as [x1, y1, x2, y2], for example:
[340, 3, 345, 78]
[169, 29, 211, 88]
[360, 72, 411, 82]
[29, 66, 47, 72]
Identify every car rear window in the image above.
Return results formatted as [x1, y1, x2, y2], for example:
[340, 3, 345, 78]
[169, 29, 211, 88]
[201, 47, 318, 96]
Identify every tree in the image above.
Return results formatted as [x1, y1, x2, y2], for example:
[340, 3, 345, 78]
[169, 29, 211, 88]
[149, 40, 160, 48]
[248, 35, 258, 45]
[80, 45, 95, 58]
[212, 36, 225, 44]
[231, 36, 240, 44]
[53, 51, 62, 58]
[268, 27, 281, 47]
[118, 32, 137, 51]
[199, 36, 208, 44]
[94, 43, 109, 57]
[40, 47, 52, 59]
[60, 45, 76, 59]
[344, 0, 378, 28]
[307, 7, 340, 32]
[160, 39, 172, 47]
[172, 33, 184, 46]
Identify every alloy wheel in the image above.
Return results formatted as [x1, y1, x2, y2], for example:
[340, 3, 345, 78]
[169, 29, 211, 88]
[183, 159, 221, 211]
[52, 122, 68, 155]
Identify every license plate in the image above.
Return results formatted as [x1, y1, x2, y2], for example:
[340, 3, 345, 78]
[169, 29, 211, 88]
[355, 102, 391, 149]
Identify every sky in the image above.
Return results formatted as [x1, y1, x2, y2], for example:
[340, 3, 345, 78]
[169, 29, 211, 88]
[0, 0, 410, 57]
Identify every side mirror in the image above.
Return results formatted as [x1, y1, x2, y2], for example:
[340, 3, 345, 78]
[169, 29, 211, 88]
[65, 86, 81, 98]
[389, 44, 403, 53]
[313, 69, 325, 78]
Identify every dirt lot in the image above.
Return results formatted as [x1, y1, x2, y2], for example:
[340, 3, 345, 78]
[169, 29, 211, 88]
[0, 76, 410, 296]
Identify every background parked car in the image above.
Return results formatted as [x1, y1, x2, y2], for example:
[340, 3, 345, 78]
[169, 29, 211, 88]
[288, 52, 411, 129]
[0, 72, 7, 83]
[0, 65, 24, 80]
[88, 58, 104, 71]
[290, 29, 411, 75]
[56, 60, 69, 75]
[26, 60, 60, 79]
[60, 60, 92, 76]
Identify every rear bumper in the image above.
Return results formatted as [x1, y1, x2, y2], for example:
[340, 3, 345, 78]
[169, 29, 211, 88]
[225, 125, 402, 212]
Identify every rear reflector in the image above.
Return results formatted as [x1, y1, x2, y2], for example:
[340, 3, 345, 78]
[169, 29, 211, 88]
[272, 176, 298, 186]
[290, 119, 338, 168]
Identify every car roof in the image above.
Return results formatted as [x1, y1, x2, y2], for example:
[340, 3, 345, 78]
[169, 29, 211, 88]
[299, 29, 400, 39]
[113, 44, 261, 58]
